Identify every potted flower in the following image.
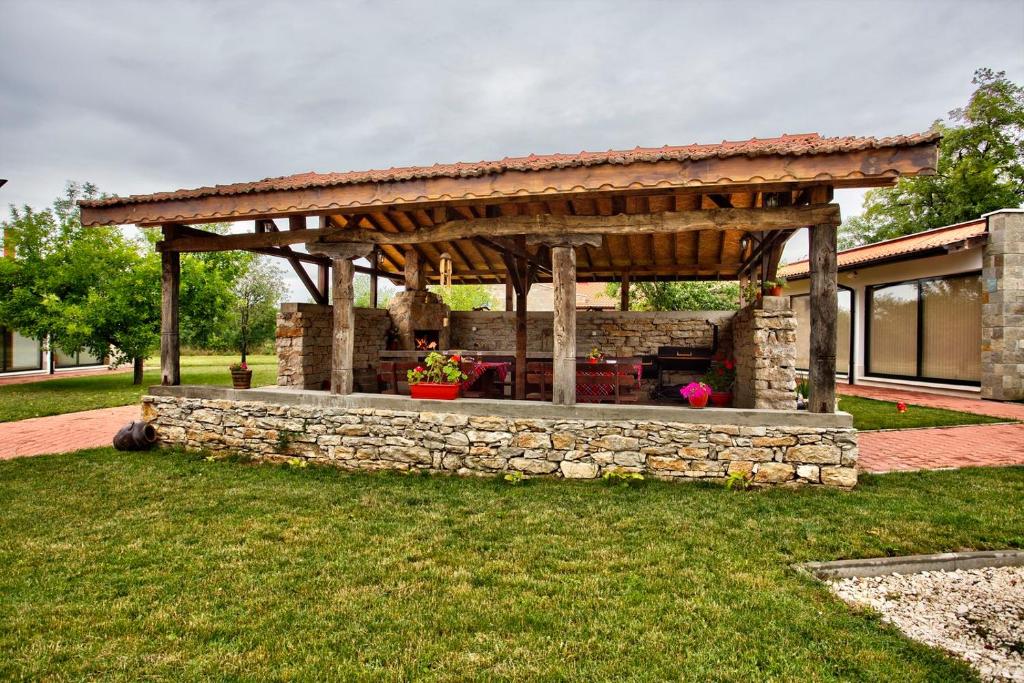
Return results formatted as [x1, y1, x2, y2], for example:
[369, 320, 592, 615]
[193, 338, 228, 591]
[406, 352, 468, 400]
[229, 361, 251, 389]
[587, 347, 604, 365]
[680, 381, 712, 408]
[702, 356, 735, 407]
[765, 276, 787, 297]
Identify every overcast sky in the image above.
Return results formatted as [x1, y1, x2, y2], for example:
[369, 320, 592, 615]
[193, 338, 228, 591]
[2, 0, 1022, 300]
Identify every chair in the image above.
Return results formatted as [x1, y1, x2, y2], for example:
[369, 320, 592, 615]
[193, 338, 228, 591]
[525, 362, 553, 401]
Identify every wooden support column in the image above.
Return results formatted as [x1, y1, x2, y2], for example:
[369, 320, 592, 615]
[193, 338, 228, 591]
[809, 222, 838, 413]
[160, 225, 181, 386]
[551, 245, 577, 406]
[306, 242, 373, 395]
[370, 247, 379, 308]
[505, 280, 513, 312]
[620, 273, 630, 311]
[514, 244, 529, 401]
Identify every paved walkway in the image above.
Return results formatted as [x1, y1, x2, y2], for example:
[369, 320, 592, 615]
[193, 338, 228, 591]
[0, 366, 130, 387]
[839, 383, 1024, 421]
[858, 423, 1024, 473]
[0, 405, 139, 460]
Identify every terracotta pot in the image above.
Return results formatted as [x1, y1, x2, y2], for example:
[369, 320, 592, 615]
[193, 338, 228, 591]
[769, 286, 784, 296]
[231, 369, 252, 389]
[410, 382, 460, 400]
[587, 357, 599, 365]
[710, 391, 733, 408]
[687, 393, 709, 409]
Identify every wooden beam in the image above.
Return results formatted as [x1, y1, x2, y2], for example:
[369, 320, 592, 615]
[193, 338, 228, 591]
[157, 205, 842, 252]
[369, 247, 378, 308]
[514, 236, 529, 401]
[808, 222, 838, 414]
[620, 273, 630, 311]
[160, 225, 180, 386]
[331, 257, 356, 395]
[505, 280, 513, 312]
[260, 220, 327, 305]
[551, 245, 577, 406]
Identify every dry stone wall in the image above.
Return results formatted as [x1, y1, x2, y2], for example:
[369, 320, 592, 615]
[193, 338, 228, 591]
[448, 310, 734, 357]
[982, 211, 1024, 401]
[142, 394, 857, 488]
[732, 298, 798, 410]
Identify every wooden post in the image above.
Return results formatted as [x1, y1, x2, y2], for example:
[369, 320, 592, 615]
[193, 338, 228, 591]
[551, 245, 577, 405]
[318, 264, 330, 303]
[620, 273, 630, 311]
[370, 247, 379, 308]
[160, 225, 180, 386]
[331, 257, 355, 394]
[514, 258, 528, 401]
[505, 280, 513, 312]
[809, 222, 838, 413]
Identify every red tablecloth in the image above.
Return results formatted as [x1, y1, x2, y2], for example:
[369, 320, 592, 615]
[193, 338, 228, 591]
[460, 361, 510, 390]
[576, 362, 642, 401]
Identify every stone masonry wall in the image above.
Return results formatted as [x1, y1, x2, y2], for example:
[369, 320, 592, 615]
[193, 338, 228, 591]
[143, 394, 858, 488]
[276, 304, 390, 389]
[449, 310, 734, 358]
[982, 211, 1024, 401]
[732, 297, 797, 410]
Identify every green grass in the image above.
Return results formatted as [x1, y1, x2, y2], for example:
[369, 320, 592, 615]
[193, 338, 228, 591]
[838, 395, 1009, 431]
[2, 450, 1021, 680]
[0, 355, 276, 423]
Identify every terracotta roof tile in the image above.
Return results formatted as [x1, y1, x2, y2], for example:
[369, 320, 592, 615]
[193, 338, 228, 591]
[80, 131, 939, 209]
[779, 218, 987, 278]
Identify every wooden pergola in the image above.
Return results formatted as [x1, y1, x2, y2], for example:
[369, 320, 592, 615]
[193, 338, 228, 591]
[81, 132, 938, 413]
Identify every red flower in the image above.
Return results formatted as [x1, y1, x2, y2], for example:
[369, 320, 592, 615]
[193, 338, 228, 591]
[451, 355, 461, 363]
[896, 401, 908, 414]
[415, 366, 424, 373]
[724, 359, 734, 370]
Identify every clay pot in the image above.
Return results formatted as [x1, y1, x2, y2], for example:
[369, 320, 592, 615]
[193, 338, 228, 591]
[687, 393, 709, 409]
[710, 391, 733, 408]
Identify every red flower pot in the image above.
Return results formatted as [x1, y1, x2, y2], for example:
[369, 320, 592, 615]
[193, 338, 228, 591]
[769, 286, 784, 296]
[710, 391, 733, 408]
[410, 382, 460, 400]
[587, 357, 599, 365]
[687, 393, 709, 409]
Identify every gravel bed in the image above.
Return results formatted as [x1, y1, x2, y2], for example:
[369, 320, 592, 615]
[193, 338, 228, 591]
[830, 566, 1024, 682]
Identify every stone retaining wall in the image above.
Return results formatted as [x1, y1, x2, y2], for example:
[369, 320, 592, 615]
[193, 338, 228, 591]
[732, 298, 797, 410]
[142, 393, 857, 488]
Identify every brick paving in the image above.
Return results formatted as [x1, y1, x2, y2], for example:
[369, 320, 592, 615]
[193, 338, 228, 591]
[858, 423, 1024, 473]
[838, 383, 1024, 421]
[0, 405, 139, 460]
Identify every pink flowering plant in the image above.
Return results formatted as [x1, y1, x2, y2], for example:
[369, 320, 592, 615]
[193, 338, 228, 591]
[407, 352, 468, 385]
[229, 361, 248, 371]
[680, 381, 712, 401]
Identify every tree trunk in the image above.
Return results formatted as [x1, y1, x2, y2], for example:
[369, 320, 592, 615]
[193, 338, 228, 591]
[133, 357, 144, 385]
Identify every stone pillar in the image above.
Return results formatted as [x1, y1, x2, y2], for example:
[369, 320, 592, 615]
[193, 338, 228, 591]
[306, 242, 373, 395]
[404, 248, 426, 291]
[732, 297, 797, 410]
[982, 210, 1024, 401]
[551, 245, 577, 406]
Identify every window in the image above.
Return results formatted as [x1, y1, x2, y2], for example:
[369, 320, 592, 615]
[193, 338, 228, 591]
[1, 327, 43, 373]
[867, 273, 981, 384]
[793, 289, 852, 375]
[53, 346, 103, 369]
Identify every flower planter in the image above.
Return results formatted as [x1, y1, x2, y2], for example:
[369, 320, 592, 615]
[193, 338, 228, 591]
[587, 358, 599, 365]
[768, 286, 784, 296]
[710, 391, 733, 408]
[687, 393, 709, 409]
[410, 382, 460, 400]
[231, 369, 252, 389]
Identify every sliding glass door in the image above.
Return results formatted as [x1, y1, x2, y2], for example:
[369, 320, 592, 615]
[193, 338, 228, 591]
[866, 272, 981, 384]
[792, 289, 852, 375]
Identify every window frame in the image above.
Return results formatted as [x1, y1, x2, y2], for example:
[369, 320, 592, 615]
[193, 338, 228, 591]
[864, 270, 982, 386]
[0, 327, 44, 373]
[792, 285, 856, 384]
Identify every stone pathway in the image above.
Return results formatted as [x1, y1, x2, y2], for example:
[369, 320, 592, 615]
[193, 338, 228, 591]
[839, 383, 1024, 421]
[0, 405, 139, 460]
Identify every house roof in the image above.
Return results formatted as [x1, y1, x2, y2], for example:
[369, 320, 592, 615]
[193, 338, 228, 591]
[778, 218, 988, 279]
[81, 131, 938, 211]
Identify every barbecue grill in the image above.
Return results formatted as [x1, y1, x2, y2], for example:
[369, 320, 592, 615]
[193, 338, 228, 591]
[647, 321, 720, 399]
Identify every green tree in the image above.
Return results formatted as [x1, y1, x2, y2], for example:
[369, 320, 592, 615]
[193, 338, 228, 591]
[605, 281, 739, 311]
[0, 183, 161, 384]
[225, 257, 286, 362]
[841, 68, 1024, 247]
[354, 273, 395, 308]
[429, 284, 494, 311]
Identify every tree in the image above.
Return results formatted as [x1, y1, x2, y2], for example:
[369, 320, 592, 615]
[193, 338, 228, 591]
[840, 68, 1024, 248]
[0, 182, 161, 384]
[227, 257, 285, 362]
[605, 281, 740, 311]
[353, 273, 395, 308]
[429, 284, 494, 311]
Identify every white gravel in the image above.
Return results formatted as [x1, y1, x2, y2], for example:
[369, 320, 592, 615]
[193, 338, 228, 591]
[830, 566, 1024, 682]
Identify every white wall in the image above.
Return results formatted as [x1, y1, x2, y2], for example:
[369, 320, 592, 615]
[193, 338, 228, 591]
[784, 247, 983, 394]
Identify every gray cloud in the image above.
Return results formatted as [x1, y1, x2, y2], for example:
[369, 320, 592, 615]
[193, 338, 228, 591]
[2, 0, 1022, 298]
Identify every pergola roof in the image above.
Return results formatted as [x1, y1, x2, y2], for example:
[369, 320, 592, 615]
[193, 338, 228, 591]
[80, 131, 939, 285]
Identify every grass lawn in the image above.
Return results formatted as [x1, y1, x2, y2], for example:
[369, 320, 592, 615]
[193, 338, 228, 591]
[1, 450, 1021, 680]
[838, 395, 1009, 431]
[0, 355, 277, 423]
